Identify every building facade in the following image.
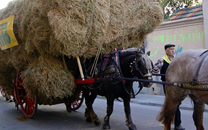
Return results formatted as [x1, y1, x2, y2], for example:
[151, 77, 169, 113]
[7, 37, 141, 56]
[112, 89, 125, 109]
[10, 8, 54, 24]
[145, 2, 208, 95]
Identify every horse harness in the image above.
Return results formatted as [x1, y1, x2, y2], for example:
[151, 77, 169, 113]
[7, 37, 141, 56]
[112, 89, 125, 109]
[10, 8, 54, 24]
[99, 48, 125, 84]
[92, 48, 144, 95]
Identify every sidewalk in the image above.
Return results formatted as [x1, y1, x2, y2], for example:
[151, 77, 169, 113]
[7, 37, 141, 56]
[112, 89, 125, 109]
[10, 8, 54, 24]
[130, 93, 208, 112]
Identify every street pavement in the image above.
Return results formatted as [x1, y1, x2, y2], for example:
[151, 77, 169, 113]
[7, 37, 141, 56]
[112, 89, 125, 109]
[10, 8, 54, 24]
[1, 93, 208, 130]
[130, 93, 208, 112]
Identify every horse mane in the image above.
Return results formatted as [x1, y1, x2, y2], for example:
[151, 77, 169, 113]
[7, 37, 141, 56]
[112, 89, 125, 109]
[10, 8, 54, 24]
[119, 48, 143, 57]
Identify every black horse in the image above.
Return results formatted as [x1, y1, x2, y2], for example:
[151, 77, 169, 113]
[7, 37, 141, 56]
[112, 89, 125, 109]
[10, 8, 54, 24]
[79, 48, 152, 130]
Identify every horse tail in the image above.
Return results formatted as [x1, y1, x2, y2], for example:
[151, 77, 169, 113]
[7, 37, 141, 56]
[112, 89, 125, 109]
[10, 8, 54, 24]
[156, 103, 165, 124]
[156, 100, 174, 125]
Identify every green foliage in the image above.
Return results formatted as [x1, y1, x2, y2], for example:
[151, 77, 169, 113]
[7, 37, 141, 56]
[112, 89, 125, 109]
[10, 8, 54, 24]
[160, 0, 202, 19]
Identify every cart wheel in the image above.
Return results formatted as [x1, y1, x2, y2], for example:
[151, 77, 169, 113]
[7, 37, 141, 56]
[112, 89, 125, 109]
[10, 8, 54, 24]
[0, 86, 5, 97]
[15, 70, 37, 118]
[71, 89, 84, 111]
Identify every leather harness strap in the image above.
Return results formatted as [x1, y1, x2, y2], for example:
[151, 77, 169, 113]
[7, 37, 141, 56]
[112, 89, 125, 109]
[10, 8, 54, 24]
[192, 50, 208, 84]
[98, 48, 125, 84]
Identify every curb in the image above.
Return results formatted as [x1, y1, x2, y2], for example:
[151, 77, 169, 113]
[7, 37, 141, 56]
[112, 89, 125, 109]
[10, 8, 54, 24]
[97, 95, 208, 112]
[130, 100, 208, 112]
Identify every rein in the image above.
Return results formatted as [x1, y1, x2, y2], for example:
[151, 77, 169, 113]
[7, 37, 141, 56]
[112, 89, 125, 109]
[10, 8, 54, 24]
[113, 76, 208, 91]
[132, 78, 144, 96]
[191, 50, 208, 84]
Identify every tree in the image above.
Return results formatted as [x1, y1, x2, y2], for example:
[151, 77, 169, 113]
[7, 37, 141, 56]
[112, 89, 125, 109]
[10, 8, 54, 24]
[160, 0, 202, 19]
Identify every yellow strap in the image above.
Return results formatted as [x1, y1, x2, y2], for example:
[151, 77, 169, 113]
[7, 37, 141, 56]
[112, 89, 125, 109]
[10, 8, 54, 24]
[162, 54, 171, 64]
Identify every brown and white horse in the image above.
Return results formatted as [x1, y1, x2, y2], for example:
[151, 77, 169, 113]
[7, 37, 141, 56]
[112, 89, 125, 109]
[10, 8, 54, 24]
[157, 49, 208, 130]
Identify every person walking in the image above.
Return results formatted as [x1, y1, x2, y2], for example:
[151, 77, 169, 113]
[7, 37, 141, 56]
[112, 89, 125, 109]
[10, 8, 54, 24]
[152, 44, 185, 130]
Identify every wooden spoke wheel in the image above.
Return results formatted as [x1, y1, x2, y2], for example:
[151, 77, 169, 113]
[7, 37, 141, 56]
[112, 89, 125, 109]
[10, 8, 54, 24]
[0, 86, 5, 97]
[14, 70, 37, 118]
[71, 89, 84, 111]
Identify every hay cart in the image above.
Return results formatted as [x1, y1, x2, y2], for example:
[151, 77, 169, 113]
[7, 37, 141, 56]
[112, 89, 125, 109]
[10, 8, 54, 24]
[12, 54, 103, 119]
[13, 69, 85, 118]
[11, 48, 116, 118]
[8, 52, 167, 118]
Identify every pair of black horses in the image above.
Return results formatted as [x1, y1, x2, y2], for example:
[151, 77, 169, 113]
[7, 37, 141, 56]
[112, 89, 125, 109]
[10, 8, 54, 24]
[72, 48, 152, 130]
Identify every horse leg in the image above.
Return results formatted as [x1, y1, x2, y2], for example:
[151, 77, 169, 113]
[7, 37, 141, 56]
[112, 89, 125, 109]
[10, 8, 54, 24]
[89, 93, 101, 125]
[83, 88, 100, 125]
[82, 88, 92, 122]
[190, 94, 205, 130]
[103, 97, 114, 129]
[123, 95, 137, 130]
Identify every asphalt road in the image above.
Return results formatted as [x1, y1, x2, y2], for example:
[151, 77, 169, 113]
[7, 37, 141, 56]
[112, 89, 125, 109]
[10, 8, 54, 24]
[1, 95, 208, 130]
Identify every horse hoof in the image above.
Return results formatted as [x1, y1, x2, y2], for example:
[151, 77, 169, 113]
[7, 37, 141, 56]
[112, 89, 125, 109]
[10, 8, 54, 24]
[94, 121, 101, 126]
[103, 124, 110, 129]
[128, 124, 137, 130]
[86, 117, 93, 122]
[129, 127, 137, 130]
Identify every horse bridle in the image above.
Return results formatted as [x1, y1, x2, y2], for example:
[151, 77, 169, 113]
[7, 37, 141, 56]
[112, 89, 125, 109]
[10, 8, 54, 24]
[130, 54, 152, 79]
[128, 54, 152, 96]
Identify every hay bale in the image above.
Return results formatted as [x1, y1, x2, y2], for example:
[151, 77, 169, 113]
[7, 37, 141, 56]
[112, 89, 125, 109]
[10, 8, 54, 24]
[0, 0, 163, 101]
[0, 60, 16, 95]
[0, 48, 17, 95]
[47, 0, 163, 57]
[22, 55, 76, 102]
[104, 0, 163, 53]
[0, 0, 163, 58]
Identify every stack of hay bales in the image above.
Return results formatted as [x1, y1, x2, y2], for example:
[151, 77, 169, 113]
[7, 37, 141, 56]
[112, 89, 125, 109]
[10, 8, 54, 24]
[0, 0, 163, 103]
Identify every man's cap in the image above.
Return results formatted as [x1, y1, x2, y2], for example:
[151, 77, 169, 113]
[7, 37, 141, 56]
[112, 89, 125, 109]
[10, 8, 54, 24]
[164, 44, 175, 50]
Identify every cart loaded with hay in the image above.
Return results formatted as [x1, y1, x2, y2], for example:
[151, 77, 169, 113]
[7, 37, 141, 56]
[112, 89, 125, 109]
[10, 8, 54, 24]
[0, 0, 163, 118]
